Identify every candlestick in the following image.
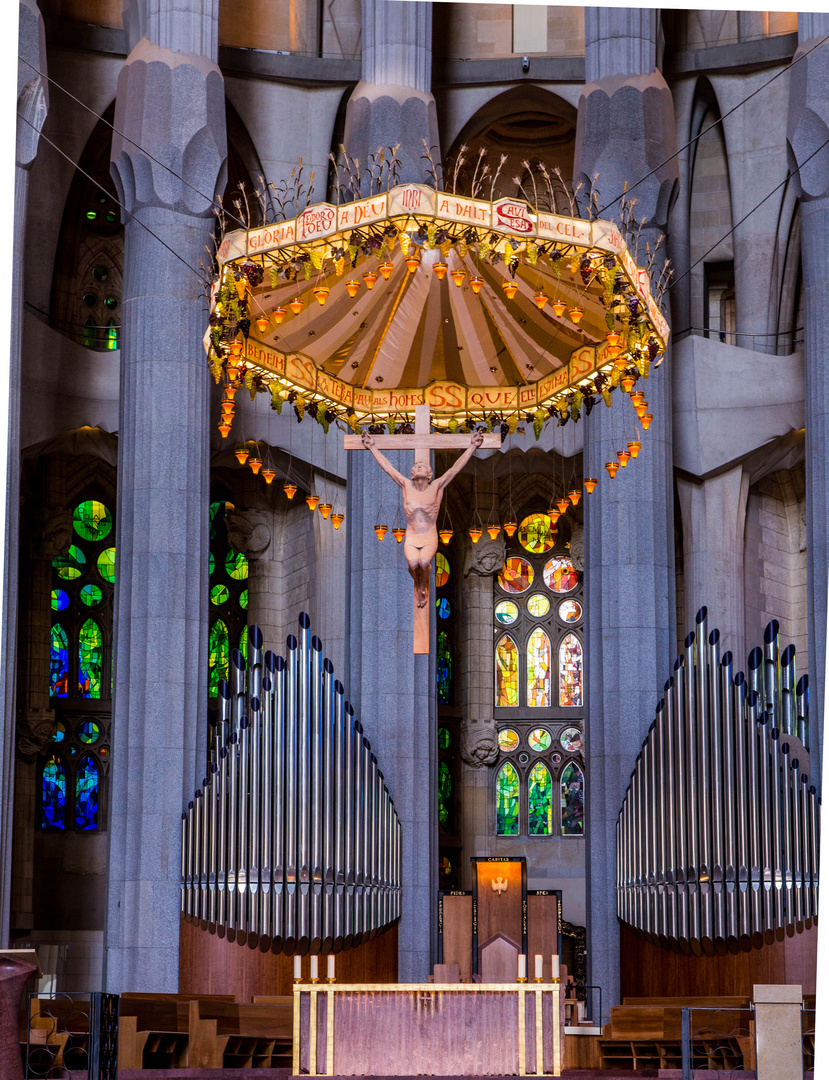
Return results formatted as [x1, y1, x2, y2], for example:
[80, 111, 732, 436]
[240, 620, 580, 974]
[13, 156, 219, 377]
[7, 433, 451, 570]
[517, 954, 527, 983]
[293, 955, 302, 982]
[327, 955, 336, 982]
[551, 953, 560, 983]
[533, 954, 543, 982]
[310, 955, 319, 983]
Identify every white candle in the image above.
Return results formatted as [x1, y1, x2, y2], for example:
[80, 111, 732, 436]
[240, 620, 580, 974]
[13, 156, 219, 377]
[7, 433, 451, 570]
[310, 954, 319, 980]
[518, 954, 526, 980]
[551, 954, 560, 979]
[327, 955, 335, 980]
[534, 954, 543, 980]
[293, 955, 302, 980]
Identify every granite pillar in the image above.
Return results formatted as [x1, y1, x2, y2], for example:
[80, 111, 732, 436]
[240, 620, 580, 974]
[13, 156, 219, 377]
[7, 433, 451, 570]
[345, 449, 435, 981]
[0, 0, 48, 947]
[575, 8, 678, 1008]
[787, 17, 829, 786]
[104, 7, 226, 992]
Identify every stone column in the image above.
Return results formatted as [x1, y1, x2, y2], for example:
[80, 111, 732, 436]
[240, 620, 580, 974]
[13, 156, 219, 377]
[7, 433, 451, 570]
[676, 467, 750, 663]
[345, 450, 435, 981]
[343, 0, 439, 187]
[103, 1, 226, 992]
[0, 0, 48, 946]
[787, 15, 829, 786]
[575, 8, 678, 1007]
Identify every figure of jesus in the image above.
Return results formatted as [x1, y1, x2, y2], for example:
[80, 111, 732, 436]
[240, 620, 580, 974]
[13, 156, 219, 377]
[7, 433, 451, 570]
[361, 428, 485, 607]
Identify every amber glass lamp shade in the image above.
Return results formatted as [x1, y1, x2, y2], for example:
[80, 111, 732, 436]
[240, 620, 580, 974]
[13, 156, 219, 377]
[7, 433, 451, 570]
[248, 456, 263, 475]
[306, 495, 320, 511]
[605, 461, 619, 478]
[641, 413, 654, 430]
[556, 498, 569, 514]
[621, 374, 636, 392]
[551, 299, 566, 317]
[229, 338, 243, 356]
[470, 276, 484, 294]
[606, 331, 621, 348]
[533, 292, 548, 310]
[433, 263, 448, 280]
[630, 391, 645, 405]
[569, 306, 584, 325]
[313, 288, 329, 306]
[256, 316, 270, 333]
[503, 520, 518, 537]
[379, 261, 394, 280]
[405, 255, 420, 273]
[392, 526, 406, 543]
[234, 447, 250, 465]
[487, 525, 502, 540]
[617, 450, 632, 467]
[284, 481, 298, 499]
[627, 440, 641, 459]
[584, 477, 598, 493]
[332, 513, 344, 530]
[502, 281, 519, 300]
[218, 421, 232, 438]
[438, 528, 453, 544]
[548, 509, 561, 524]
[375, 525, 388, 541]
[363, 271, 379, 290]
[318, 503, 333, 520]
[468, 526, 483, 544]
[289, 297, 304, 314]
[345, 279, 360, 298]
[272, 307, 286, 326]
[224, 384, 238, 401]
[261, 467, 276, 484]
[221, 401, 235, 417]
[451, 270, 466, 287]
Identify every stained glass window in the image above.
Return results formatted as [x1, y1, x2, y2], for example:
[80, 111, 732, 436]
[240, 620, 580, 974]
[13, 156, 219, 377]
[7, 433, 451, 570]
[106, 320, 119, 350]
[75, 756, 99, 830]
[54, 722, 66, 742]
[542, 555, 578, 593]
[436, 597, 451, 619]
[438, 726, 451, 750]
[496, 763, 519, 835]
[528, 762, 553, 835]
[435, 553, 450, 588]
[209, 620, 229, 696]
[225, 550, 249, 581]
[50, 625, 69, 697]
[80, 584, 102, 607]
[560, 727, 582, 752]
[559, 633, 583, 706]
[527, 628, 551, 707]
[437, 631, 453, 705]
[495, 634, 519, 706]
[210, 584, 230, 606]
[54, 545, 86, 580]
[528, 728, 551, 752]
[495, 600, 519, 625]
[527, 593, 550, 617]
[498, 557, 534, 594]
[558, 599, 582, 623]
[518, 513, 557, 553]
[78, 721, 100, 744]
[41, 754, 67, 829]
[51, 589, 69, 611]
[498, 728, 519, 752]
[561, 762, 584, 835]
[239, 589, 248, 610]
[83, 318, 96, 349]
[97, 547, 116, 583]
[78, 619, 103, 698]
[438, 760, 452, 828]
[239, 626, 249, 664]
[73, 500, 113, 542]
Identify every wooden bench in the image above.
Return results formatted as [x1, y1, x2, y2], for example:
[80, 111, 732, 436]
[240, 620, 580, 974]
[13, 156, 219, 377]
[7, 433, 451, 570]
[189, 1000, 293, 1069]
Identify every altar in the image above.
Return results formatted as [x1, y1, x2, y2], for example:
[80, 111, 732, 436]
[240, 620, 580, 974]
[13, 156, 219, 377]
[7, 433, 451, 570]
[292, 982, 562, 1077]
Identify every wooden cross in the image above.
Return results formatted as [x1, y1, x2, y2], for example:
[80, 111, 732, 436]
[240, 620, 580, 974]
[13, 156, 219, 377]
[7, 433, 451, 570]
[345, 404, 501, 653]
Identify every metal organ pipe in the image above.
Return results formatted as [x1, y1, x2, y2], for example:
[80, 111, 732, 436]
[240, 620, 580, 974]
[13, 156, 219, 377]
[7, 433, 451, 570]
[616, 618, 818, 953]
[181, 616, 402, 957]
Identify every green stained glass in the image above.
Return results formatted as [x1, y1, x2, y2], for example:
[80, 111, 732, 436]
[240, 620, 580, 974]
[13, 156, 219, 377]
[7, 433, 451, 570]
[518, 513, 557, 554]
[561, 761, 585, 835]
[435, 553, 450, 587]
[209, 551, 215, 576]
[225, 550, 249, 581]
[498, 557, 533, 594]
[210, 500, 233, 539]
[528, 728, 551, 752]
[51, 589, 69, 611]
[73, 500, 113, 542]
[495, 600, 519, 625]
[528, 593, 550, 617]
[438, 760, 452, 828]
[78, 721, 100, 744]
[106, 320, 119, 350]
[83, 318, 96, 349]
[78, 619, 103, 698]
[528, 762, 553, 835]
[239, 626, 248, 664]
[498, 728, 519, 752]
[239, 589, 248, 610]
[559, 633, 583, 707]
[496, 762, 519, 835]
[53, 544, 86, 580]
[97, 547, 116, 583]
[527, 628, 551, 707]
[438, 726, 451, 750]
[41, 754, 66, 829]
[437, 631, 453, 705]
[210, 584, 230, 606]
[208, 619, 229, 697]
[93, 266, 109, 282]
[50, 624, 69, 697]
[80, 583, 103, 607]
[495, 634, 518, 707]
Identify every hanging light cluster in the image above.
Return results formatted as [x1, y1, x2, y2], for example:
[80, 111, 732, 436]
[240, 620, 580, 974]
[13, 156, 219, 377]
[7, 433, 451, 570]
[230, 439, 345, 531]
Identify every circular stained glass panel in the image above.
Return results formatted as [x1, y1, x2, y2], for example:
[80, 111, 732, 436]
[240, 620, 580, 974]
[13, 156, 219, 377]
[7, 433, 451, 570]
[528, 728, 552, 752]
[551, 752, 562, 764]
[99, 746, 109, 758]
[225, 550, 249, 581]
[518, 513, 557, 554]
[498, 557, 534, 594]
[558, 599, 582, 623]
[93, 266, 109, 282]
[54, 722, 66, 742]
[542, 555, 579, 593]
[438, 726, 451, 750]
[495, 600, 519, 625]
[498, 729, 519, 752]
[97, 548, 116, 583]
[527, 593, 550, 617]
[518, 751, 530, 764]
[51, 589, 69, 611]
[435, 553, 450, 588]
[54, 545, 86, 580]
[436, 597, 451, 619]
[78, 721, 101, 744]
[239, 589, 248, 610]
[80, 584, 102, 607]
[440, 856, 452, 879]
[560, 727, 582, 752]
[210, 584, 230, 606]
[73, 500, 113, 542]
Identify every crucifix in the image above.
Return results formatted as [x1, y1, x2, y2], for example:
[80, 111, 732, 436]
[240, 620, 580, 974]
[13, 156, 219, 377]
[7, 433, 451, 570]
[344, 404, 502, 653]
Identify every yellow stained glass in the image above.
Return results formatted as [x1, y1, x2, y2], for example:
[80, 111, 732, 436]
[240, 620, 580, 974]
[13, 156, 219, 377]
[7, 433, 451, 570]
[498, 728, 519, 752]
[498, 557, 534, 594]
[528, 593, 550, 617]
[518, 513, 557, 553]
[495, 634, 519, 707]
[527, 628, 551, 707]
[559, 633, 583, 706]
[542, 555, 578, 593]
[435, 552, 450, 588]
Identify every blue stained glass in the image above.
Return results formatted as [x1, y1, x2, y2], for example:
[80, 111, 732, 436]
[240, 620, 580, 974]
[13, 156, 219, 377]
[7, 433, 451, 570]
[75, 757, 99, 830]
[437, 631, 453, 705]
[41, 754, 66, 829]
[78, 619, 103, 698]
[50, 624, 69, 698]
[436, 597, 451, 619]
[51, 589, 69, 611]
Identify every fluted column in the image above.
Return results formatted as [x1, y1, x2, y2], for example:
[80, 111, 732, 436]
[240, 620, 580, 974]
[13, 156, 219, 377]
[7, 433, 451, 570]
[0, 0, 48, 947]
[343, 0, 438, 187]
[787, 15, 829, 787]
[346, 450, 435, 980]
[103, 6, 226, 991]
[575, 8, 678, 1007]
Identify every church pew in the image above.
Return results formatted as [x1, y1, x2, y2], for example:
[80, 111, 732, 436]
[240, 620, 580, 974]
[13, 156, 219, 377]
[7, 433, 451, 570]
[118, 1000, 190, 1069]
[189, 1000, 293, 1069]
